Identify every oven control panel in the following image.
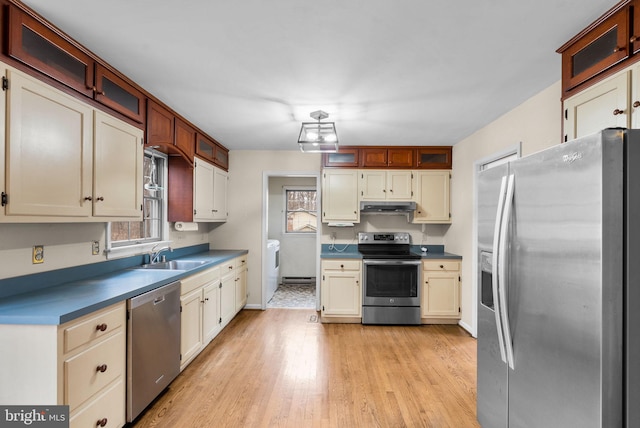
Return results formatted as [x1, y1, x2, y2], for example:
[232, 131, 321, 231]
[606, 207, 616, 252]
[358, 232, 411, 244]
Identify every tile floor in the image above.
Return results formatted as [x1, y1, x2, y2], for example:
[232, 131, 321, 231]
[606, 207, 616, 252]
[267, 283, 316, 308]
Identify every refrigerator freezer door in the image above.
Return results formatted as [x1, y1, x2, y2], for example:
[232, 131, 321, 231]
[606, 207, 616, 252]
[477, 163, 509, 428]
[506, 131, 623, 428]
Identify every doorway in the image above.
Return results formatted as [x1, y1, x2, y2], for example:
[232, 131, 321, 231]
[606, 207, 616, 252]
[262, 172, 321, 310]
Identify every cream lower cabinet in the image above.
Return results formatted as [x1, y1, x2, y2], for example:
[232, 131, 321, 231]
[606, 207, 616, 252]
[180, 266, 222, 371]
[1, 64, 143, 222]
[564, 62, 640, 141]
[322, 169, 359, 223]
[235, 254, 248, 311]
[421, 260, 461, 324]
[359, 170, 413, 200]
[0, 302, 127, 428]
[220, 259, 238, 327]
[193, 157, 228, 222]
[320, 259, 361, 322]
[412, 170, 451, 224]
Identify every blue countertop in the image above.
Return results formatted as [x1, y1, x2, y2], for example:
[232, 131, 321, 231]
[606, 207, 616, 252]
[320, 244, 461, 260]
[0, 249, 247, 326]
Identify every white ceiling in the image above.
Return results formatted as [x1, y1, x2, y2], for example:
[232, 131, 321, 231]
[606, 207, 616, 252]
[22, 0, 614, 151]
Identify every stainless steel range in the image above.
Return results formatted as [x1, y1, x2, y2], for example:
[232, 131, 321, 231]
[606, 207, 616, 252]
[358, 232, 422, 325]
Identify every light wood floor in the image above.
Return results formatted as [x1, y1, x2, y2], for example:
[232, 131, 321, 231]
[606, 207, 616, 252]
[131, 309, 480, 428]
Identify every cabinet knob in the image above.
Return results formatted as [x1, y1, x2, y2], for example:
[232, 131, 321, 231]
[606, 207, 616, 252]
[440, 265, 444, 269]
[87, 85, 96, 91]
[340, 264, 344, 268]
[613, 46, 626, 53]
[97, 90, 106, 96]
[632, 36, 639, 43]
[96, 418, 108, 427]
[353, 211, 357, 214]
[84, 196, 93, 201]
[96, 196, 105, 201]
[96, 323, 108, 332]
[613, 108, 625, 116]
[634, 101, 640, 108]
[389, 189, 393, 192]
[96, 364, 108, 373]
[229, 266, 233, 270]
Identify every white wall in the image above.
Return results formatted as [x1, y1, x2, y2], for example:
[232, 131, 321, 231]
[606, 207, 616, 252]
[208, 150, 322, 307]
[445, 80, 563, 332]
[268, 176, 317, 280]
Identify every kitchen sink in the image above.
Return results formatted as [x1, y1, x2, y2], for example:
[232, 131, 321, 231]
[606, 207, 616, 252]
[137, 260, 208, 270]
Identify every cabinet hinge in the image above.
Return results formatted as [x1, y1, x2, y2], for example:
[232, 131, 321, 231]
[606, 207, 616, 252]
[564, 109, 568, 120]
[459, 276, 461, 282]
[449, 212, 451, 218]
[180, 353, 182, 361]
[1, 192, 7, 207]
[564, 134, 568, 143]
[322, 305, 325, 312]
[194, 209, 197, 215]
[140, 204, 143, 211]
[141, 137, 144, 146]
[180, 306, 182, 313]
[2, 76, 8, 91]
[459, 307, 461, 313]
[219, 317, 222, 324]
[411, 191, 413, 197]
[322, 275, 325, 281]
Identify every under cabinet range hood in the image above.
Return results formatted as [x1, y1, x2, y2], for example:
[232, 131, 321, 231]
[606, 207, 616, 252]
[359, 201, 416, 219]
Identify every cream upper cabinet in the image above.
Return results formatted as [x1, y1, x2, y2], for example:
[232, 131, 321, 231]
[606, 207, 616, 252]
[422, 260, 461, 323]
[193, 157, 227, 222]
[212, 166, 228, 221]
[564, 70, 630, 141]
[1, 65, 143, 222]
[93, 110, 143, 218]
[321, 259, 361, 319]
[359, 170, 413, 201]
[4, 67, 93, 218]
[322, 169, 359, 223]
[412, 170, 451, 224]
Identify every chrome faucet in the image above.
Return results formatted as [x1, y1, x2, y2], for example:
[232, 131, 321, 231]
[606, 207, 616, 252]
[149, 243, 173, 264]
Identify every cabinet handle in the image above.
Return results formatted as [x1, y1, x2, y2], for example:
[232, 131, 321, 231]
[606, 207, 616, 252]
[97, 90, 106, 96]
[613, 46, 626, 53]
[96, 196, 104, 201]
[613, 108, 625, 116]
[96, 418, 108, 427]
[84, 196, 93, 201]
[96, 323, 108, 332]
[87, 85, 96, 91]
[634, 101, 640, 108]
[632, 36, 639, 43]
[96, 364, 108, 373]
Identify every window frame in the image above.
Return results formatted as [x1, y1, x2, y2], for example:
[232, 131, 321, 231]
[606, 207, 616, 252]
[283, 186, 318, 235]
[105, 149, 170, 259]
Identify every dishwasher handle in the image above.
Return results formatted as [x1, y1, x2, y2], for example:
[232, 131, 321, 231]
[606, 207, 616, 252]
[128, 281, 180, 310]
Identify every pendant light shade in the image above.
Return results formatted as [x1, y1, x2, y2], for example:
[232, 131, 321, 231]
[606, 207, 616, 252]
[298, 110, 338, 153]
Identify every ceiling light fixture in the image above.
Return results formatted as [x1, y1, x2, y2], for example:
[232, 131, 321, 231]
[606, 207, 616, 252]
[298, 110, 338, 153]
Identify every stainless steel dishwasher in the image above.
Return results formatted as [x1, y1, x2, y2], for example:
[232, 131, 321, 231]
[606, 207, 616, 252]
[127, 281, 181, 422]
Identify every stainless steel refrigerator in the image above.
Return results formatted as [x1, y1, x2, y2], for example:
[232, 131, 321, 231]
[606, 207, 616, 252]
[477, 129, 640, 428]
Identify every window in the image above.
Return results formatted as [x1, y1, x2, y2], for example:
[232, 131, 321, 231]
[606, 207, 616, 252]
[285, 187, 317, 233]
[107, 150, 168, 255]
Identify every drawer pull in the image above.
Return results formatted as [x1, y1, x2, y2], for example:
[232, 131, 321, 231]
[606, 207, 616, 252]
[96, 323, 108, 332]
[96, 364, 108, 373]
[97, 418, 108, 427]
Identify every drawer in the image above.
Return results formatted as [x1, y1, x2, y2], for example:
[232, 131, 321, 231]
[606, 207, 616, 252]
[220, 260, 235, 275]
[70, 379, 125, 428]
[423, 261, 460, 272]
[322, 260, 361, 271]
[235, 255, 247, 269]
[64, 303, 125, 354]
[65, 330, 125, 412]
[181, 266, 220, 295]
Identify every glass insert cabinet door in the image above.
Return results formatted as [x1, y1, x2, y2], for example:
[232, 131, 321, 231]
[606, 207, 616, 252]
[8, 5, 95, 97]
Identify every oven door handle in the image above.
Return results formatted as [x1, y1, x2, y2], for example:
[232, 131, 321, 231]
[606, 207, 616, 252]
[363, 259, 422, 266]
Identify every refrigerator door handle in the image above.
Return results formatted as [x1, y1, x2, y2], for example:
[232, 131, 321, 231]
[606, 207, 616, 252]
[498, 174, 516, 370]
[491, 175, 508, 364]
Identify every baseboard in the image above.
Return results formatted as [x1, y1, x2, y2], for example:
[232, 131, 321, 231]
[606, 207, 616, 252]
[281, 276, 316, 284]
[458, 320, 475, 337]
[243, 304, 263, 310]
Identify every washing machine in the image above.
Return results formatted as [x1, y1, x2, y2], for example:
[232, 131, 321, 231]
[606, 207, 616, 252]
[266, 239, 280, 303]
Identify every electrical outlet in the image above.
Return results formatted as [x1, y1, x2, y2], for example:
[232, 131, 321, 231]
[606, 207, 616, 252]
[32, 245, 44, 264]
[92, 240, 100, 255]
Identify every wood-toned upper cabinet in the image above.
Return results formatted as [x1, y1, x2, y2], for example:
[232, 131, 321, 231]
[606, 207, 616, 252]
[95, 65, 145, 123]
[175, 118, 196, 160]
[146, 99, 174, 146]
[7, 5, 145, 123]
[196, 132, 229, 171]
[558, 3, 630, 94]
[7, 6, 95, 98]
[322, 148, 360, 168]
[360, 148, 413, 168]
[416, 147, 452, 169]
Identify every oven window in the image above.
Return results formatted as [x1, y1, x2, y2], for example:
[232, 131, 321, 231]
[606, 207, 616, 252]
[365, 264, 418, 298]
